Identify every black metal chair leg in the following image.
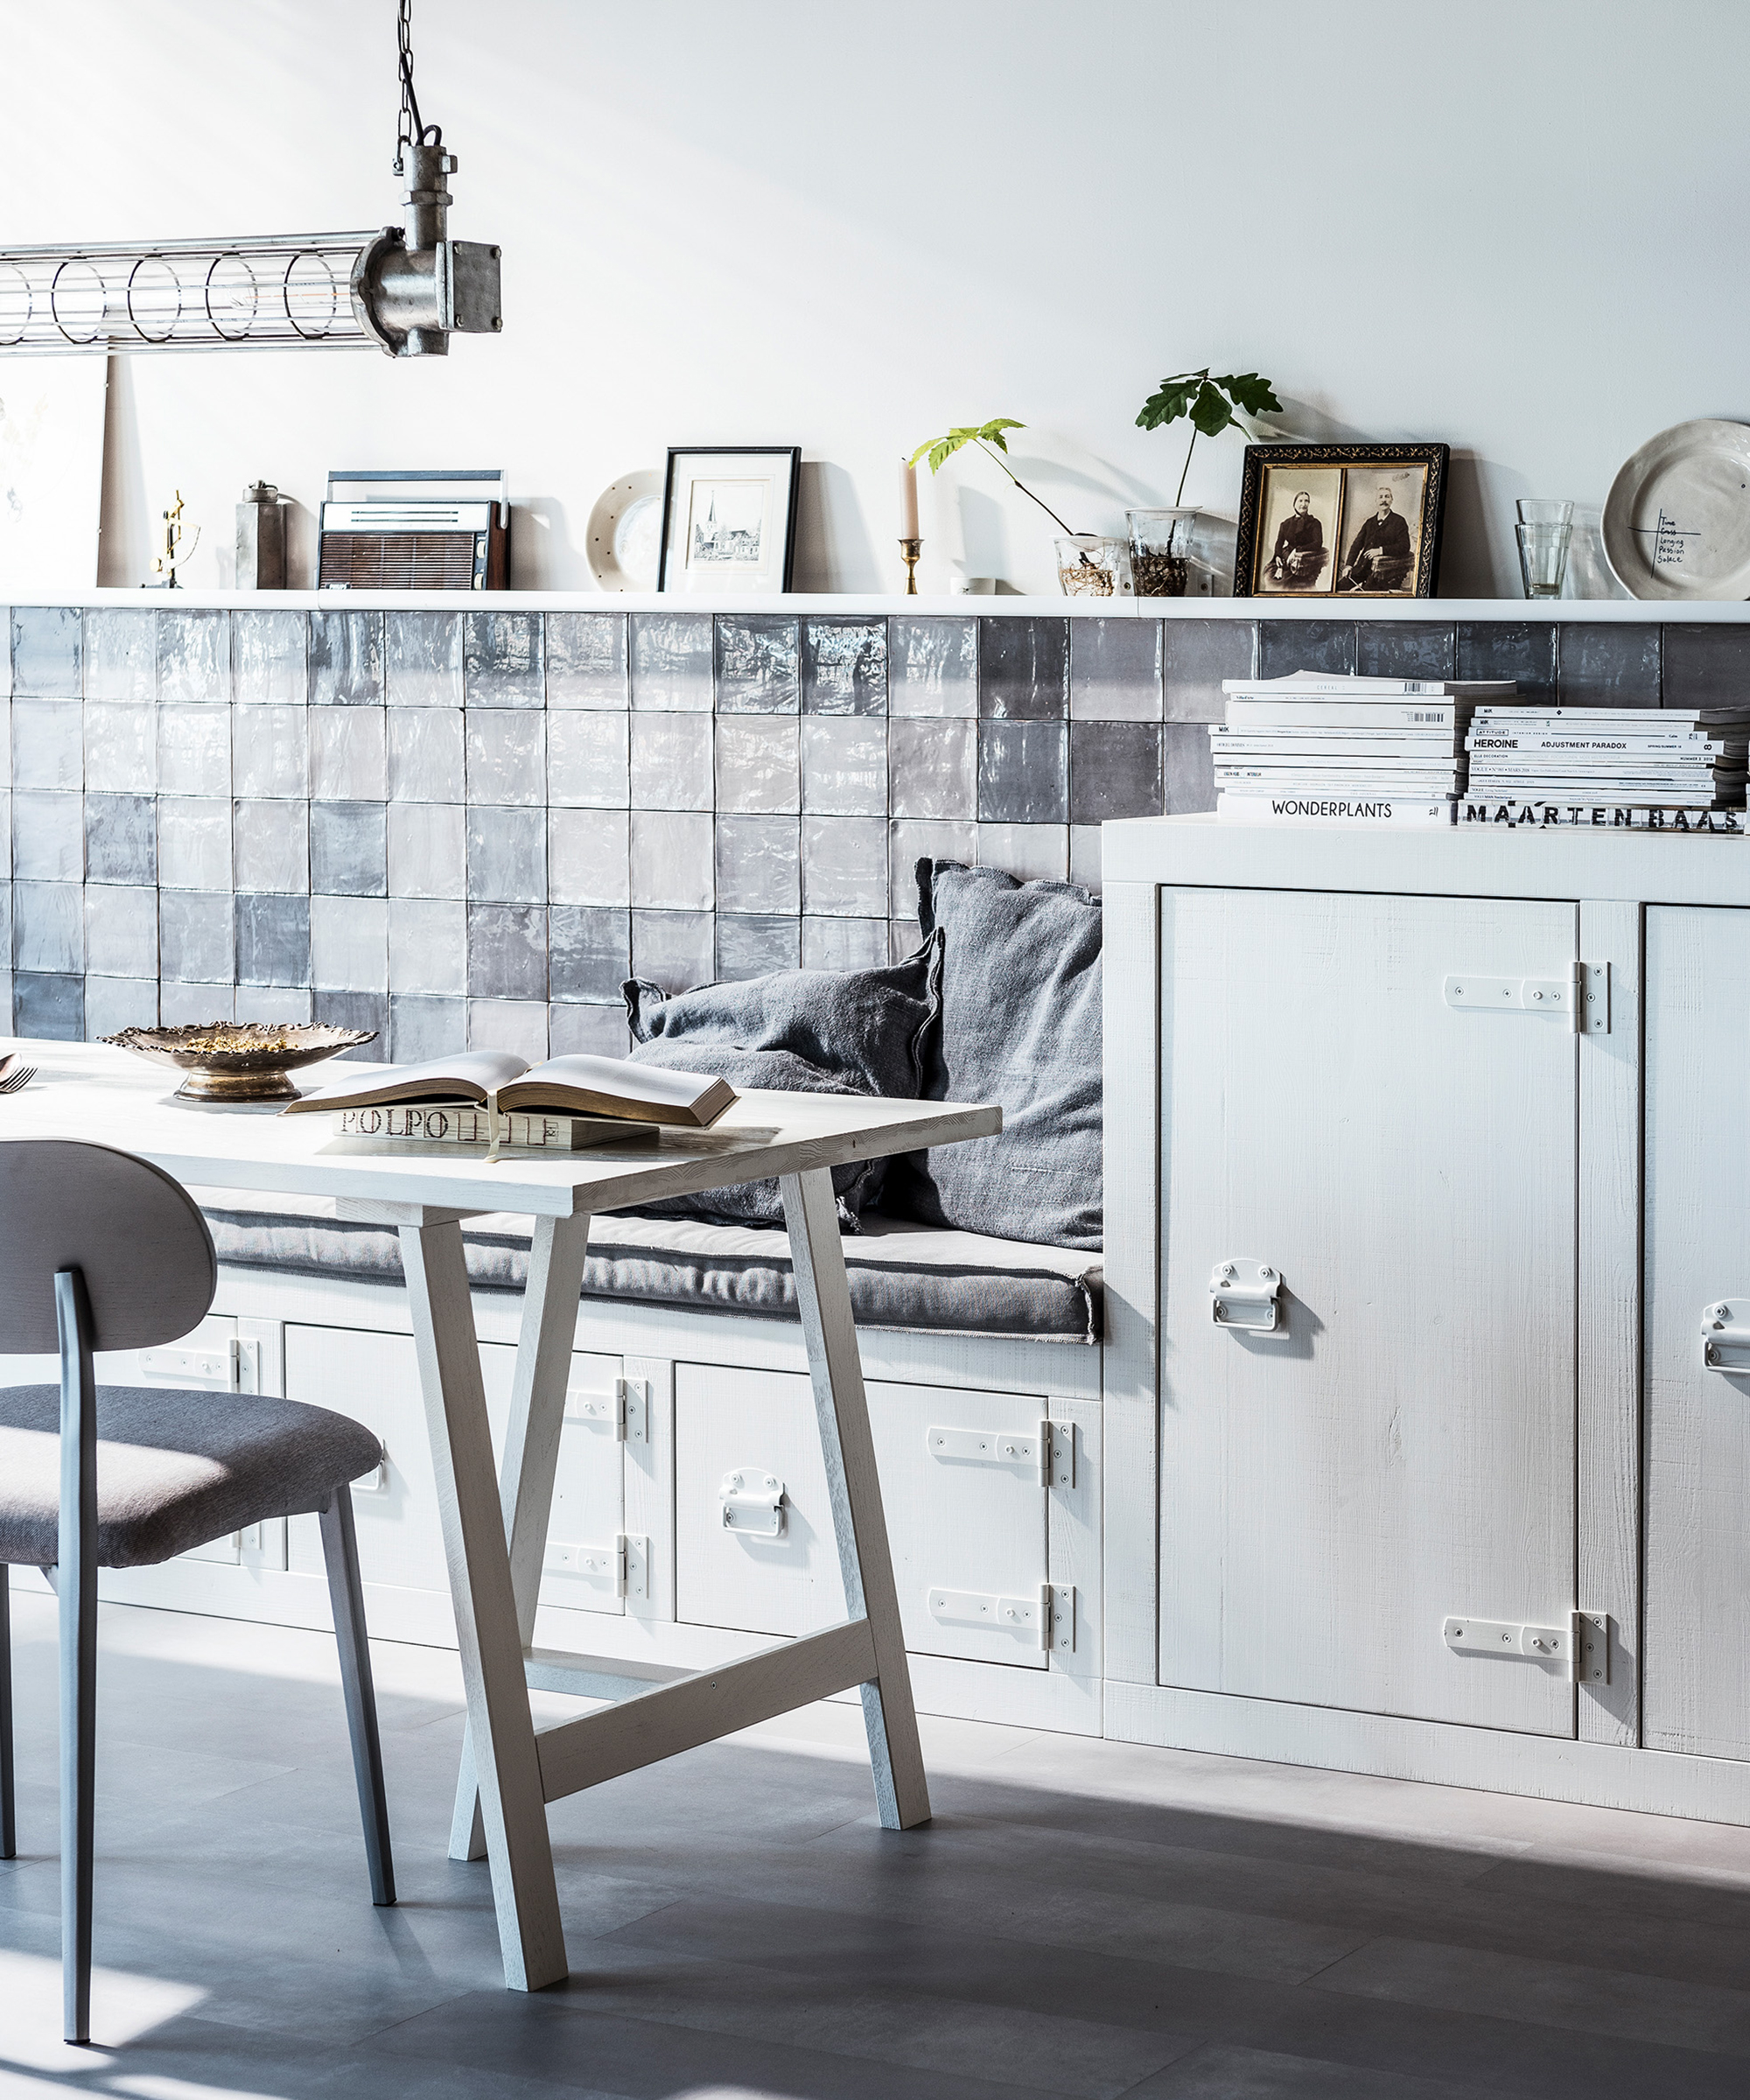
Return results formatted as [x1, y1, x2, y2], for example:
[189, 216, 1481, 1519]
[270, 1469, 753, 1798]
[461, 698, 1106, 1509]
[318, 1488, 395, 1907]
[57, 1268, 98, 2045]
[1, 1568, 15, 1860]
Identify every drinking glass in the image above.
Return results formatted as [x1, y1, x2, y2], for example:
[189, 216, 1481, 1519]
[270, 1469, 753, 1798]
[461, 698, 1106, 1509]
[1125, 508, 1200, 597]
[1054, 535, 1132, 598]
[1516, 500, 1573, 598]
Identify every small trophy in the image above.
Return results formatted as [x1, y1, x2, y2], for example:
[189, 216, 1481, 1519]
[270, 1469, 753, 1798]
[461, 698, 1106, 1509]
[148, 489, 200, 589]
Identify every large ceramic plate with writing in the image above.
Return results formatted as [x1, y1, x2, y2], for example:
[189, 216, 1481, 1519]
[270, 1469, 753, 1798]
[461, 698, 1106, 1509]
[1602, 419, 1750, 599]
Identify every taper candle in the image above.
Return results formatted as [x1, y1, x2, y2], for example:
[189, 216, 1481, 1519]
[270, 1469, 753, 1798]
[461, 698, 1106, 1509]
[899, 458, 920, 541]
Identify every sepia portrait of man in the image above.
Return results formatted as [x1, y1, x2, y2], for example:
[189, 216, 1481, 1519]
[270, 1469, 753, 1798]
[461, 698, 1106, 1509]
[1336, 466, 1426, 593]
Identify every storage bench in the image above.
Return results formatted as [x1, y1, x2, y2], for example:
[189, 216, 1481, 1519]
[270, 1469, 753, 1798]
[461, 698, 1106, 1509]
[19, 1198, 1105, 1738]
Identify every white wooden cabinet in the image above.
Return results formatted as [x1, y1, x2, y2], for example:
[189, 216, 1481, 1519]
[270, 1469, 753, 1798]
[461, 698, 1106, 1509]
[1643, 904, 1750, 1760]
[32, 1265, 1104, 1736]
[279, 1325, 627, 1618]
[1158, 886, 1578, 1737]
[676, 1363, 1071, 1670]
[1103, 817, 1750, 1825]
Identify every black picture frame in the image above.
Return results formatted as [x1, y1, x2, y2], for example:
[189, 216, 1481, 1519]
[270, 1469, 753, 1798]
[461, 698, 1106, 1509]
[1233, 442, 1449, 599]
[656, 445, 802, 593]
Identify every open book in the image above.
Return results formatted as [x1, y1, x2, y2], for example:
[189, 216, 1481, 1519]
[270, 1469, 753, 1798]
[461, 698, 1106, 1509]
[283, 1050, 735, 1129]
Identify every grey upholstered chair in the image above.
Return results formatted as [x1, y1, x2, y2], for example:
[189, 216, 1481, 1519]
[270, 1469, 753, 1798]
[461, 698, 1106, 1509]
[0, 1139, 395, 2044]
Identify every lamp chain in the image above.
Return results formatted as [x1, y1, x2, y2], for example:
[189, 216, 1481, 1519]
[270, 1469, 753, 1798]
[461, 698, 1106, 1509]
[394, 0, 441, 174]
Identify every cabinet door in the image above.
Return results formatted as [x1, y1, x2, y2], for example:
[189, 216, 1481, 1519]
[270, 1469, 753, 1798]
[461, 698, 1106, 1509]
[1158, 886, 1578, 1735]
[1644, 905, 1750, 1758]
[675, 1363, 844, 1641]
[283, 1324, 624, 1614]
[675, 1363, 1050, 1667]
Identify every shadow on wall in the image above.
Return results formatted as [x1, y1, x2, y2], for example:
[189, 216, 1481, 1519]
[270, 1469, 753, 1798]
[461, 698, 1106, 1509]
[1440, 452, 1517, 599]
[1192, 514, 1238, 596]
[282, 498, 318, 591]
[95, 354, 144, 587]
[792, 461, 878, 595]
[956, 485, 1010, 590]
[511, 499, 581, 589]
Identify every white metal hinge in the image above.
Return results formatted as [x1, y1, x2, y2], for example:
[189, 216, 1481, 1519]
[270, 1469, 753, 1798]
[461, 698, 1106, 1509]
[928, 1421, 1058, 1485]
[1576, 1612, 1609, 1684]
[1700, 1299, 1750, 1374]
[1578, 961, 1611, 1034]
[139, 1341, 237, 1389]
[1443, 1610, 1608, 1684]
[1443, 962, 1608, 1034]
[719, 1469, 785, 1536]
[1210, 1259, 1284, 1334]
[544, 1530, 647, 1600]
[566, 1377, 628, 1439]
[928, 1582, 1076, 1654]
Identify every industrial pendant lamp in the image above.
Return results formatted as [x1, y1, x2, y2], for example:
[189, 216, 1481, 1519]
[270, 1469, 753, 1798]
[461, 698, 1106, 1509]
[0, 0, 500, 358]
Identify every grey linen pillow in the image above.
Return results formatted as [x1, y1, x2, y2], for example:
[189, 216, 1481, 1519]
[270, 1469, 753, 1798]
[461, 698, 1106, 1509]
[621, 942, 943, 1229]
[887, 860, 1102, 1251]
[623, 1044, 875, 1229]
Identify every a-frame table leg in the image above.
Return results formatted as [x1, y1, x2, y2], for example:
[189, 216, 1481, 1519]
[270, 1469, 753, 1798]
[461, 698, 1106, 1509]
[451, 1211, 594, 1863]
[399, 1214, 568, 1991]
[780, 1168, 931, 1829]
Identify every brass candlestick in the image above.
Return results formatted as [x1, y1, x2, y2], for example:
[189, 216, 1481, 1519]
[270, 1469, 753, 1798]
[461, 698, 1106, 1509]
[899, 537, 921, 595]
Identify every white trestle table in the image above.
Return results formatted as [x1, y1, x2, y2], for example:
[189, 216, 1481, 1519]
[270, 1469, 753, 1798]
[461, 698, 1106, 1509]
[0, 1039, 1001, 1990]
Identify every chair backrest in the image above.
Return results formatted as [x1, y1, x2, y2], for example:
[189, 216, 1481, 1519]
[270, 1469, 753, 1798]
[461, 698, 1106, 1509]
[0, 1139, 217, 1354]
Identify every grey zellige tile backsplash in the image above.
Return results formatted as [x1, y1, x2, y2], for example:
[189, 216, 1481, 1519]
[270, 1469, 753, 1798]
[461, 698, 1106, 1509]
[8, 604, 1211, 1051]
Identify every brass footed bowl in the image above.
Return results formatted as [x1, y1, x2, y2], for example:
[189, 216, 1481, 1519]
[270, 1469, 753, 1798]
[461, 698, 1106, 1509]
[101, 1022, 378, 1102]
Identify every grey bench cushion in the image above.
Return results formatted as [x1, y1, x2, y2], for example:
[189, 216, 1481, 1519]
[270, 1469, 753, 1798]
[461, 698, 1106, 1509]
[199, 1200, 1102, 1346]
[0, 1385, 382, 1569]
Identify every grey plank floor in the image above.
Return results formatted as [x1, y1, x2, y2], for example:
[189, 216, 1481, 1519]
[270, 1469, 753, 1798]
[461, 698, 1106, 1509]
[3, 1590, 1749, 2097]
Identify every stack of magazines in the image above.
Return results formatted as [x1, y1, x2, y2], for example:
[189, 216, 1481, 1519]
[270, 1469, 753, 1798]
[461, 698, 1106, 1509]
[1211, 671, 1517, 826]
[1460, 706, 1750, 830]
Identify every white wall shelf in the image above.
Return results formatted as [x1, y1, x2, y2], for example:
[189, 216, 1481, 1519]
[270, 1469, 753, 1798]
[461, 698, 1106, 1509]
[12, 588, 1750, 622]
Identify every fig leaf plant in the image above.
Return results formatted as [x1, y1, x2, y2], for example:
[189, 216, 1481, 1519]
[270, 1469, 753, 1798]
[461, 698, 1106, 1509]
[906, 418, 1079, 536]
[1136, 368, 1282, 504]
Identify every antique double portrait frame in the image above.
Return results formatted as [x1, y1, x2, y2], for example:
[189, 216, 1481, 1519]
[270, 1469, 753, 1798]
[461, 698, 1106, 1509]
[1234, 442, 1449, 599]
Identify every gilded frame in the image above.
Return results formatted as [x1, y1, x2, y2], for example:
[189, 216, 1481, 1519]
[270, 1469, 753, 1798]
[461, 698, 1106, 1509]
[1233, 442, 1449, 599]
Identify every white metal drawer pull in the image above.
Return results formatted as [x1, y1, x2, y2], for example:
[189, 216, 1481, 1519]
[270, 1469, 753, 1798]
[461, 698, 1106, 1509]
[1210, 1259, 1284, 1334]
[1701, 1299, 1750, 1373]
[354, 1446, 388, 1494]
[718, 1469, 786, 1537]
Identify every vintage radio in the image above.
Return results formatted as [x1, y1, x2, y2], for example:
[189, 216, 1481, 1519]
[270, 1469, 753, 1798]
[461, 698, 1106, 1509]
[318, 468, 509, 590]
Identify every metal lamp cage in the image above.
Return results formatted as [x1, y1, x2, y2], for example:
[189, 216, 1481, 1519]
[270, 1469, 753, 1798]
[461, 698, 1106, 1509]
[0, 233, 386, 353]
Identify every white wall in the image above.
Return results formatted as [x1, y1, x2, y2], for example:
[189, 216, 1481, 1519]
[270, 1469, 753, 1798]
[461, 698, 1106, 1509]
[2, 0, 1745, 598]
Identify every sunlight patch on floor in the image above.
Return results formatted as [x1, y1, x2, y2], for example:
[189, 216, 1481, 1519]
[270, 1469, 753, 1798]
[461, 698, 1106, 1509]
[0, 1949, 206, 2068]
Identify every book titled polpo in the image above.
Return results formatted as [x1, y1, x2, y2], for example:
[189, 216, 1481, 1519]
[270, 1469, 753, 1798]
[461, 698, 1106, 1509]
[332, 1103, 628, 1150]
[285, 1049, 736, 1150]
